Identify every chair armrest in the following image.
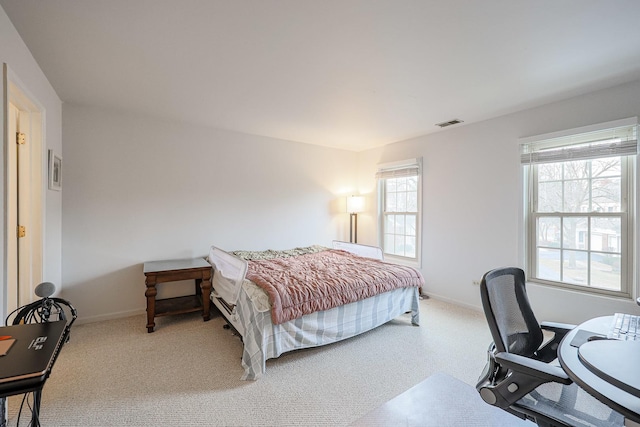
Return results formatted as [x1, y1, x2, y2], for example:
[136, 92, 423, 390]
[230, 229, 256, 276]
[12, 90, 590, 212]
[536, 321, 577, 361]
[540, 321, 576, 336]
[495, 352, 572, 385]
[477, 351, 573, 409]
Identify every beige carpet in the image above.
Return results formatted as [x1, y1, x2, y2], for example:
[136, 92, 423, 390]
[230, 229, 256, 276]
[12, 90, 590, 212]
[7, 298, 493, 426]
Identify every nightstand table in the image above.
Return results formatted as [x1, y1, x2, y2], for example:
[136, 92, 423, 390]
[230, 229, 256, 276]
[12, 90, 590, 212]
[143, 257, 212, 333]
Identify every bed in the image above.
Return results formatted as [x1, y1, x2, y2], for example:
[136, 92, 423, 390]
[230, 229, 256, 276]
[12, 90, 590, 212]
[208, 241, 423, 380]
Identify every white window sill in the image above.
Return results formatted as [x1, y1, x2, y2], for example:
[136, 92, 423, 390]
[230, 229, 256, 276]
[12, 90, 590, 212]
[383, 254, 421, 269]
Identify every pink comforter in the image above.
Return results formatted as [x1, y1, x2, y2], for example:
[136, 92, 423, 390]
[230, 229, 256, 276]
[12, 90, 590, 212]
[245, 249, 424, 324]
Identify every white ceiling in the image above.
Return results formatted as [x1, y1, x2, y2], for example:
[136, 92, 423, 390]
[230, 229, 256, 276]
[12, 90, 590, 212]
[3, 0, 640, 151]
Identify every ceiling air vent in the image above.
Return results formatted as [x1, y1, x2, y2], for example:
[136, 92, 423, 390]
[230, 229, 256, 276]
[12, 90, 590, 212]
[435, 119, 464, 128]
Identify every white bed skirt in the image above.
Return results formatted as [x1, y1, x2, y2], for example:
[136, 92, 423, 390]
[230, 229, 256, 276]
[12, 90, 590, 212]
[212, 285, 420, 380]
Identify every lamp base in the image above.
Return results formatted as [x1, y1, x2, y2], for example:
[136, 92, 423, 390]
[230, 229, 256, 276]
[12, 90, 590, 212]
[349, 213, 358, 243]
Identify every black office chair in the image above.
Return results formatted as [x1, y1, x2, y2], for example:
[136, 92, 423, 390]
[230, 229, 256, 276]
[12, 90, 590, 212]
[476, 267, 624, 427]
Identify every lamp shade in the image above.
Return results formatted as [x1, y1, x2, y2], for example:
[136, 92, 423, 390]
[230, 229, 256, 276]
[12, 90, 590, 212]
[346, 195, 365, 214]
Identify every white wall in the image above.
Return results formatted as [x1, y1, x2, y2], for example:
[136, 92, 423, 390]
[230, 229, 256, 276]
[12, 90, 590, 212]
[62, 80, 640, 325]
[0, 6, 63, 320]
[62, 104, 358, 322]
[357, 79, 640, 324]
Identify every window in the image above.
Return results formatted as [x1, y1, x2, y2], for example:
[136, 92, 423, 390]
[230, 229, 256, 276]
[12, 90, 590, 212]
[521, 119, 638, 296]
[376, 158, 422, 265]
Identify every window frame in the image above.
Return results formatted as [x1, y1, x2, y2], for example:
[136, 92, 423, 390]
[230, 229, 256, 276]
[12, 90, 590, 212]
[376, 158, 422, 267]
[522, 119, 637, 298]
[526, 157, 633, 297]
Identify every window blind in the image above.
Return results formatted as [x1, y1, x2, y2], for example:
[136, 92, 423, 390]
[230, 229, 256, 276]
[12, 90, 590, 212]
[520, 119, 638, 165]
[375, 159, 421, 179]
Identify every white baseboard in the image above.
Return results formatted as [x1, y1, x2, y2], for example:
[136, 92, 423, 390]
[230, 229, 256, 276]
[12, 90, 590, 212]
[421, 292, 483, 313]
[74, 308, 145, 325]
[76, 294, 482, 326]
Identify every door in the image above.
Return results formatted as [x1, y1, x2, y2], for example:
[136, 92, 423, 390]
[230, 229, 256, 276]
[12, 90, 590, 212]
[5, 78, 44, 317]
[7, 103, 19, 315]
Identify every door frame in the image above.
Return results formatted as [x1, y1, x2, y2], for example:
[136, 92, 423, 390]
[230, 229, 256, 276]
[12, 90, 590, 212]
[3, 63, 45, 318]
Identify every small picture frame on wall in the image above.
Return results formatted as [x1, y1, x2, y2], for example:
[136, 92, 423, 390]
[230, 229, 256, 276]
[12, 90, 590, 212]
[48, 149, 62, 191]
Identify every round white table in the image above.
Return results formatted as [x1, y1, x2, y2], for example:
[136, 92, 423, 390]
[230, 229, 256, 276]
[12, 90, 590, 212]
[558, 316, 640, 424]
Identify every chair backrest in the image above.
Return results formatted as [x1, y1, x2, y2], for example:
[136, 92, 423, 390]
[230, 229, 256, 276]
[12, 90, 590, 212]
[480, 267, 543, 357]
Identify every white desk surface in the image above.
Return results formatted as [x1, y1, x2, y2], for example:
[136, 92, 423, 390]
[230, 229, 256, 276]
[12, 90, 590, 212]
[559, 316, 640, 423]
